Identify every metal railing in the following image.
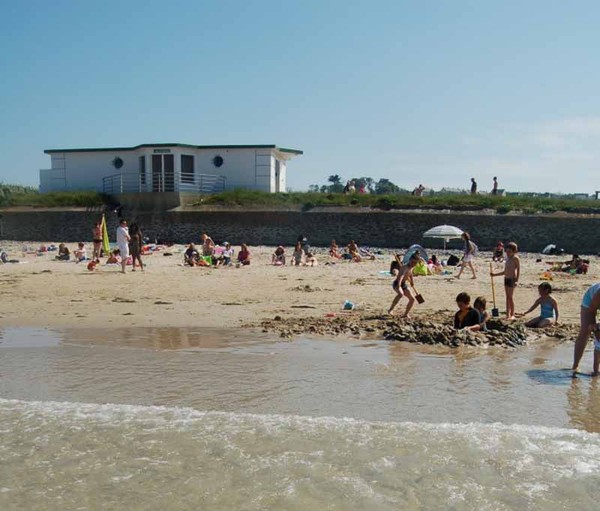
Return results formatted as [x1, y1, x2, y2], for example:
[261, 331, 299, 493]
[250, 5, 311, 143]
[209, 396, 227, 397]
[102, 173, 226, 194]
[180, 174, 227, 194]
[102, 173, 143, 194]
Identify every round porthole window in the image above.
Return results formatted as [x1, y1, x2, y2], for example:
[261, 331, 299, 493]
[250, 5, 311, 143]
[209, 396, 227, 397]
[112, 157, 124, 169]
[213, 155, 224, 168]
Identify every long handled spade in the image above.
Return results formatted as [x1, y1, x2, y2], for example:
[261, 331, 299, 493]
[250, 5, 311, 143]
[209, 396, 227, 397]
[489, 263, 499, 317]
[411, 282, 425, 305]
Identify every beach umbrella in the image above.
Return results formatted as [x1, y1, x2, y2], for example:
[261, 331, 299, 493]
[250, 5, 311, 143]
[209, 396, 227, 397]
[422, 225, 464, 249]
[542, 244, 556, 255]
[403, 244, 428, 265]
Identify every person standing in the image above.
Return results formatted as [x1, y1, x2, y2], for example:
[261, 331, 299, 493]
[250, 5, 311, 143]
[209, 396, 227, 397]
[491, 177, 499, 195]
[92, 221, 102, 259]
[116, 219, 130, 274]
[490, 242, 520, 320]
[455, 232, 477, 279]
[572, 283, 600, 376]
[129, 223, 144, 272]
[470, 178, 477, 195]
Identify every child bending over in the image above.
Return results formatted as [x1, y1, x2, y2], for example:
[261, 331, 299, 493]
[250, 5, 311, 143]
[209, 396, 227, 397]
[388, 254, 419, 317]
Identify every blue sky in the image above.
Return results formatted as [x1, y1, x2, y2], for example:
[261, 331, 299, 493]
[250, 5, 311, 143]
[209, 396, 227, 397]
[1, 0, 599, 193]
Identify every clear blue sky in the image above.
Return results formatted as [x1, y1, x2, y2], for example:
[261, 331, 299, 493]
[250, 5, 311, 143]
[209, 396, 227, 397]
[1, 0, 599, 193]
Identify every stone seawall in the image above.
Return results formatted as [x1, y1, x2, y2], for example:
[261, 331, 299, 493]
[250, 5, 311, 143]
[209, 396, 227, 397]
[1, 208, 599, 253]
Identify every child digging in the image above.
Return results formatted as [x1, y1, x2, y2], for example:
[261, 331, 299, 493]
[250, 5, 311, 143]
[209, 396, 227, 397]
[519, 282, 559, 328]
[490, 242, 520, 320]
[388, 254, 419, 317]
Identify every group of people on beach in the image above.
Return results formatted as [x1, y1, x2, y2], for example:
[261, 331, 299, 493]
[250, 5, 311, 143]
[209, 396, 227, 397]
[36, 215, 600, 375]
[385, 234, 599, 376]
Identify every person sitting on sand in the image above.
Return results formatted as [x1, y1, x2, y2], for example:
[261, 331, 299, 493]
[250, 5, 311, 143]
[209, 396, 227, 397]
[237, 244, 251, 266]
[493, 242, 504, 262]
[347, 240, 362, 262]
[221, 242, 234, 266]
[428, 254, 443, 275]
[388, 254, 419, 317]
[73, 242, 87, 262]
[87, 259, 100, 271]
[292, 242, 304, 266]
[518, 282, 559, 328]
[200, 233, 215, 258]
[184, 243, 200, 267]
[329, 240, 342, 259]
[106, 249, 120, 265]
[272, 246, 286, 265]
[305, 252, 318, 266]
[55, 243, 70, 261]
[454, 292, 481, 330]
[473, 296, 489, 332]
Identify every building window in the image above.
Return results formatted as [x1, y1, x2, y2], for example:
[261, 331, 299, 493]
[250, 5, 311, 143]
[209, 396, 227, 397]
[181, 155, 194, 183]
[139, 156, 146, 185]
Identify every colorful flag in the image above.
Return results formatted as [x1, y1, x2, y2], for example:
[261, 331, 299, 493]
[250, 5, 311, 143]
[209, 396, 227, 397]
[101, 214, 110, 256]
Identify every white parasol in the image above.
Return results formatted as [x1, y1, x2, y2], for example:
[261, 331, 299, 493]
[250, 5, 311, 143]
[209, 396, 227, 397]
[423, 225, 464, 249]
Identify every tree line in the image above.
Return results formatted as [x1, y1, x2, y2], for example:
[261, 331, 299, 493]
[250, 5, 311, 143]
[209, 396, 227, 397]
[308, 175, 405, 195]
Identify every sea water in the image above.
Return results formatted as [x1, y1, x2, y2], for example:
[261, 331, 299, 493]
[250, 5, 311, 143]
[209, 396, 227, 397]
[0, 327, 599, 510]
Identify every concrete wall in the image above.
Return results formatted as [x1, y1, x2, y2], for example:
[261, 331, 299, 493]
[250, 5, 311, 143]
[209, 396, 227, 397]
[1, 208, 600, 254]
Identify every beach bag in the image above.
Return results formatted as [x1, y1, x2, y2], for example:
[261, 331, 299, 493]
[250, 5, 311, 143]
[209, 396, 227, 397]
[447, 254, 460, 266]
[413, 261, 428, 276]
[470, 242, 479, 256]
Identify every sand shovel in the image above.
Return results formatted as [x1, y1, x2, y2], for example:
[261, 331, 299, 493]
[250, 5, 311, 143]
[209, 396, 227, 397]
[411, 283, 425, 304]
[490, 262, 499, 317]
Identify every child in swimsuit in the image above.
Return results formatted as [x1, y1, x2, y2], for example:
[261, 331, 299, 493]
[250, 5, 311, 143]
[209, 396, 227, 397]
[388, 254, 419, 317]
[519, 282, 559, 328]
[490, 242, 520, 320]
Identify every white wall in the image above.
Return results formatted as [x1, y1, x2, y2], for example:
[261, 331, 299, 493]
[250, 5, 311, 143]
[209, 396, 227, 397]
[40, 146, 298, 193]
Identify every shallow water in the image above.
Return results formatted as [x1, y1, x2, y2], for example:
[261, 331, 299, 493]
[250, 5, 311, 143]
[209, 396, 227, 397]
[0, 327, 599, 509]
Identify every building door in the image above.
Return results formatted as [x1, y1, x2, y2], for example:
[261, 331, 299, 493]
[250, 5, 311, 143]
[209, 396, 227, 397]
[152, 155, 163, 192]
[163, 154, 174, 192]
[151, 154, 175, 192]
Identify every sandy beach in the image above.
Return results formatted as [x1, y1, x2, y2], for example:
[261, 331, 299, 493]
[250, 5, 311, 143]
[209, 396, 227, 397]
[1, 241, 597, 334]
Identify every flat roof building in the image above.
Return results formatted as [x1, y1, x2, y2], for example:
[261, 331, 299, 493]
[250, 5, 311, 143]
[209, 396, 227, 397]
[40, 143, 303, 194]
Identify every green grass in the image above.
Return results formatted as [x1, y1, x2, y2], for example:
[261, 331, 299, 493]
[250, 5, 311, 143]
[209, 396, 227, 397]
[0, 184, 105, 208]
[196, 189, 600, 215]
[2, 184, 599, 214]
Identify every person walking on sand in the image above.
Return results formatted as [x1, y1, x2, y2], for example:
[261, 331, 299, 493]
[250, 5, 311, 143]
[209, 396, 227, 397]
[490, 242, 520, 320]
[470, 178, 477, 195]
[456, 232, 477, 279]
[116, 219, 130, 274]
[388, 254, 419, 317]
[572, 283, 600, 376]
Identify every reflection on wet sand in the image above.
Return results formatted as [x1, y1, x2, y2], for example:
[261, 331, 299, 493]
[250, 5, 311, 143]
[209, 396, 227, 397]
[1, 327, 600, 433]
[567, 377, 600, 433]
[61, 327, 270, 350]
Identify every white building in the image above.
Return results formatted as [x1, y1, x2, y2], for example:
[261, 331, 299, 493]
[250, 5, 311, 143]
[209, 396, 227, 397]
[40, 143, 303, 194]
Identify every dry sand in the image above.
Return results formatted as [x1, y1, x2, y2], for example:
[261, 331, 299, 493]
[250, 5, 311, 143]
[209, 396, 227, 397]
[0, 241, 597, 333]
